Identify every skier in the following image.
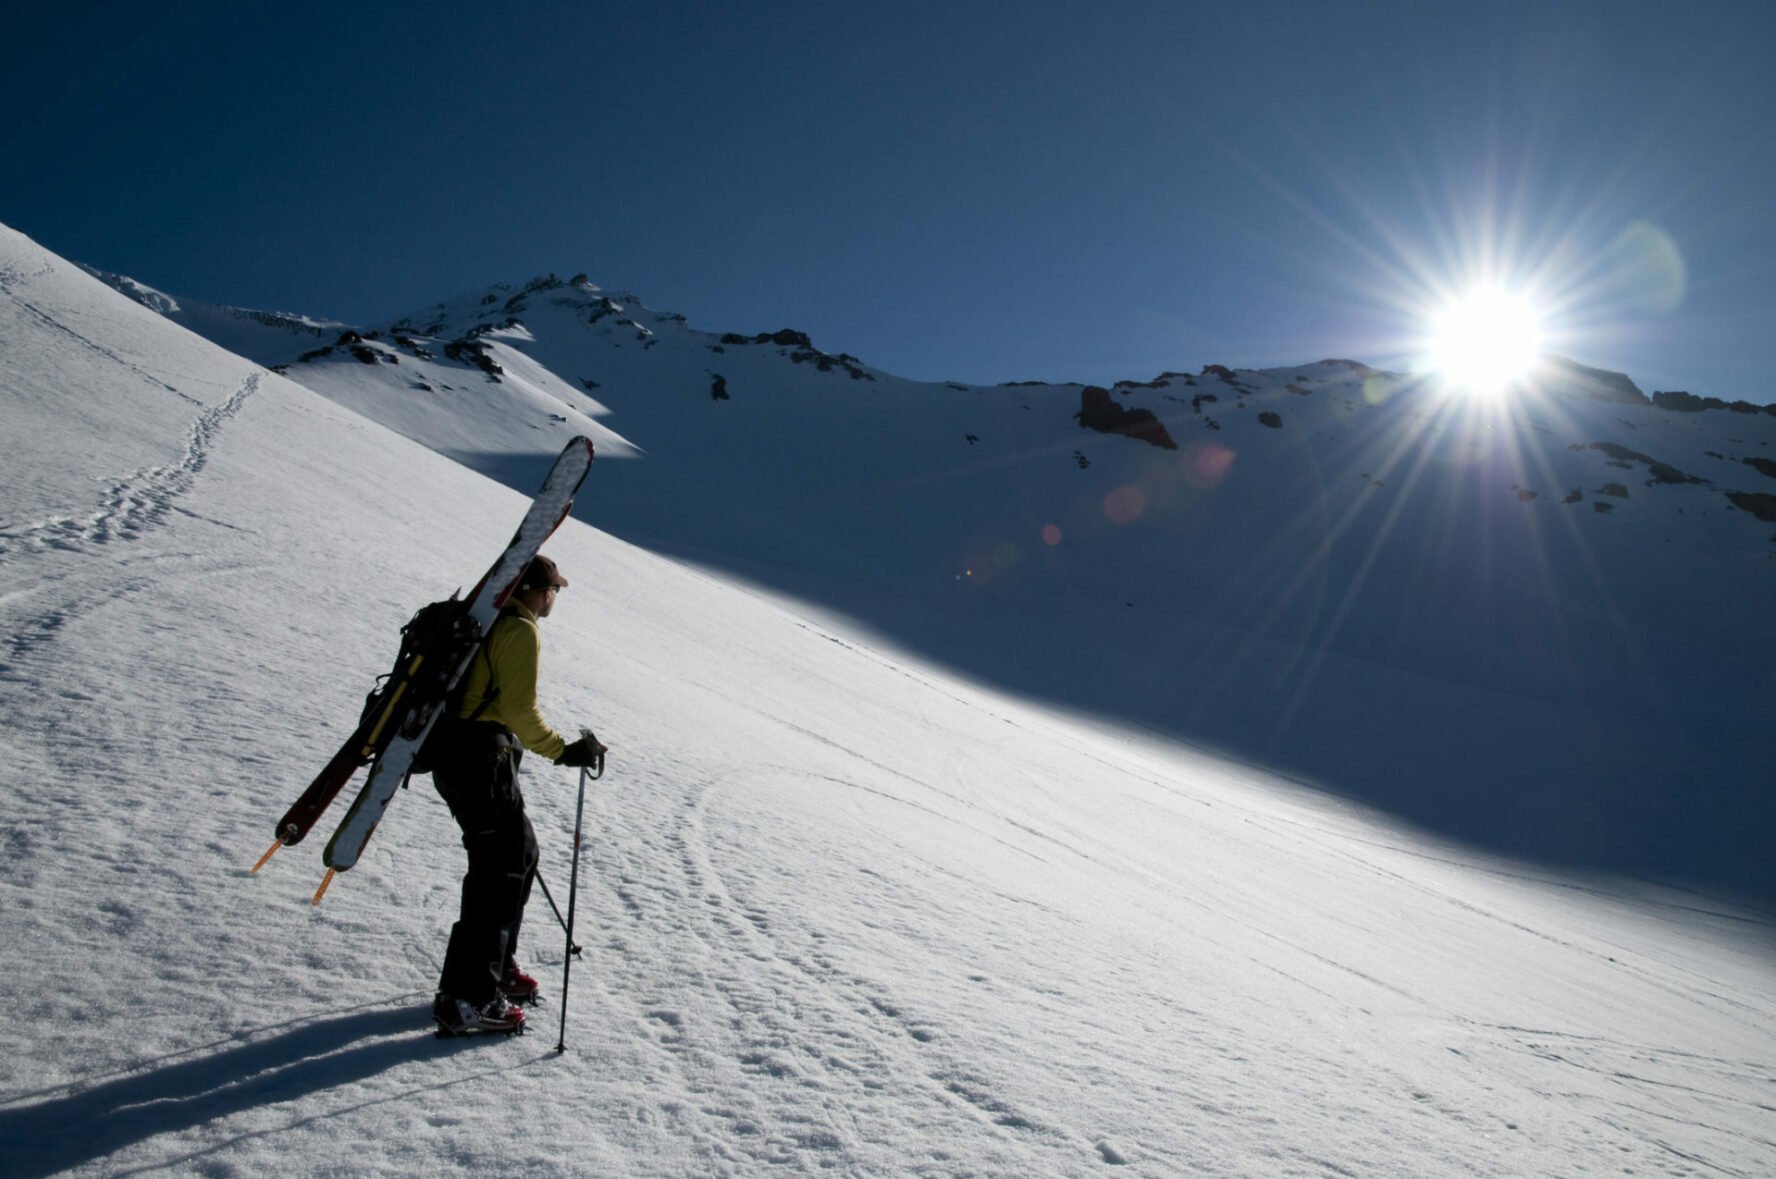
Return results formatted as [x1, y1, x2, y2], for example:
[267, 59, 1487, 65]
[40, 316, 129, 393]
[430, 553, 606, 1036]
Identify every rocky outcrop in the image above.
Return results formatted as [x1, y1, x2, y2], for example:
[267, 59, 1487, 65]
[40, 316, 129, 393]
[1726, 491, 1776, 523]
[1076, 386, 1177, 450]
[1589, 442, 1707, 486]
[1654, 390, 1776, 417]
[444, 338, 504, 381]
[718, 329, 873, 380]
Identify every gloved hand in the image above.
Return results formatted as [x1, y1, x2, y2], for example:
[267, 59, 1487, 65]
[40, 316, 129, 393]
[556, 733, 607, 768]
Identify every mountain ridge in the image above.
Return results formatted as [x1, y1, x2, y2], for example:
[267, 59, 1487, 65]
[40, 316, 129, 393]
[66, 246, 1776, 904]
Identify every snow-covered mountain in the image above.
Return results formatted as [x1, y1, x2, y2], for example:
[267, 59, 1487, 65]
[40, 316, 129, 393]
[4, 221, 1773, 1176]
[94, 253, 1776, 906]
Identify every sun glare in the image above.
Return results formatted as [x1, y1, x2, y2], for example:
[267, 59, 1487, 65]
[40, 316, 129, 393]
[1426, 287, 1544, 396]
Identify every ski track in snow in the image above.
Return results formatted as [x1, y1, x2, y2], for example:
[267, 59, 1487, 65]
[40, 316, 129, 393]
[0, 373, 257, 558]
[586, 771, 1090, 1171]
[5, 288, 205, 408]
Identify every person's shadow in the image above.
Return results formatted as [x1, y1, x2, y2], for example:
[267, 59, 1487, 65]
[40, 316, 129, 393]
[0, 999, 498, 1177]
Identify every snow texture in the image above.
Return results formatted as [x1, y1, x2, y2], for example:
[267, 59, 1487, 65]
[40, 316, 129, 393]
[2, 222, 1773, 1176]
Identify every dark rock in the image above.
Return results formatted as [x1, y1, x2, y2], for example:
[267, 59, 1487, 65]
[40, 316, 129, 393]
[1598, 483, 1630, 498]
[1258, 411, 1283, 429]
[1589, 442, 1708, 486]
[1115, 374, 1179, 391]
[710, 374, 730, 401]
[1076, 386, 1178, 450]
[444, 338, 504, 381]
[1725, 491, 1776, 522]
[1744, 456, 1776, 480]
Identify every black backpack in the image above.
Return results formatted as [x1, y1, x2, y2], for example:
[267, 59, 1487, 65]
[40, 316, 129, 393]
[359, 598, 506, 776]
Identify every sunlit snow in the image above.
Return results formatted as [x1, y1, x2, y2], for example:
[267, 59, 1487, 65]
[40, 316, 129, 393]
[3, 223, 1773, 1176]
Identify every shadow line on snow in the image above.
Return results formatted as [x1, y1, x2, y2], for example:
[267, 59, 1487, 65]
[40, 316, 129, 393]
[0, 1001, 486, 1178]
[448, 447, 1776, 914]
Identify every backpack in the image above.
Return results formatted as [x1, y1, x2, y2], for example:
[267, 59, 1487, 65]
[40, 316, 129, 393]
[359, 598, 506, 776]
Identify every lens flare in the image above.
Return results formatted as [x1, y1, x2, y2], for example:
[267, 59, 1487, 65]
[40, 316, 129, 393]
[1603, 222, 1686, 315]
[1103, 485, 1146, 524]
[1181, 441, 1236, 489]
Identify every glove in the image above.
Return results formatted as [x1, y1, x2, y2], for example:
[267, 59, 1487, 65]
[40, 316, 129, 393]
[556, 733, 607, 768]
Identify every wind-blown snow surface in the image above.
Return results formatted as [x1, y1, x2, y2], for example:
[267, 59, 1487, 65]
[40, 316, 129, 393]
[4, 224, 1775, 1176]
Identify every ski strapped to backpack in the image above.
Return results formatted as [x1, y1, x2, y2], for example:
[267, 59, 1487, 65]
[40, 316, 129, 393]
[363, 599, 508, 777]
[251, 436, 594, 897]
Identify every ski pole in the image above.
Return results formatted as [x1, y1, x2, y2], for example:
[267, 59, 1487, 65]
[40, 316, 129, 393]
[556, 735, 596, 1054]
[534, 868, 582, 958]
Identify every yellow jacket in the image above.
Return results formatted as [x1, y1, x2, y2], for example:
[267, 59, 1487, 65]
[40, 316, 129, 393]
[456, 602, 568, 761]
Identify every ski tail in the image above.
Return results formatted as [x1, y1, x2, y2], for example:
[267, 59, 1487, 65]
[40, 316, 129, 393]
[259, 719, 376, 860]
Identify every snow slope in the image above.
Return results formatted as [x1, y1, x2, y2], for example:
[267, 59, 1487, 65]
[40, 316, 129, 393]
[3, 233, 1774, 1175]
[103, 261, 1776, 903]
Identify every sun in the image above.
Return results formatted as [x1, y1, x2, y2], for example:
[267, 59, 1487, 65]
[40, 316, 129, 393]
[1425, 287, 1544, 396]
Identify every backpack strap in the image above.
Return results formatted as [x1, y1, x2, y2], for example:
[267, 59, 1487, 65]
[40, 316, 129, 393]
[461, 605, 518, 724]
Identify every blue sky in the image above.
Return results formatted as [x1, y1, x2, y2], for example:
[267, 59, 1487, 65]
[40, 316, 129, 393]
[4, 1, 1772, 399]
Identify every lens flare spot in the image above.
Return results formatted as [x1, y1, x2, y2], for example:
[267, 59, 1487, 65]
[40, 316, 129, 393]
[1103, 485, 1146, 524]
[1182, 441, 1236, 489]
[1604, 221, 1687, 315]
[1363, 375, 1396, 405]
[1041, 524, 1063, 546]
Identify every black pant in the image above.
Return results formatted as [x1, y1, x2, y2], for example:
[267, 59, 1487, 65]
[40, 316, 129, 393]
[433, 723, 538, 1004]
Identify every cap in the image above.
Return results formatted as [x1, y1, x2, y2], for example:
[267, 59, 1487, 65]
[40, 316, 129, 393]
[520, 554, 569, 591]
